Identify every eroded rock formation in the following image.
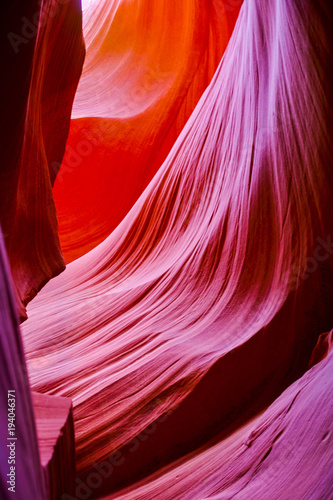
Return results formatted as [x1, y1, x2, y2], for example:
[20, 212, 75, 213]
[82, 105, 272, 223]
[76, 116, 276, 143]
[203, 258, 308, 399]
[0, 230, 45, 499]
[1, 0, 333, 498]
[53, 0, 241, 262]
[21, 2, 333, 498]
[0, 0, 84, 320]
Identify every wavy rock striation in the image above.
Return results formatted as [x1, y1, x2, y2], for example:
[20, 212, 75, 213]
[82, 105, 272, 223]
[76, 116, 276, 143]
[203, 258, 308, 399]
[0, 0, 85, 319]
[53, 0, 241, 262]
[20, 0, 333, 498]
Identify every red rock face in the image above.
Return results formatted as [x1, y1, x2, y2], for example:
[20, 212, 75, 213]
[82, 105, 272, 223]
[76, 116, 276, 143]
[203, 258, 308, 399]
[0, 231, 45, 500]
[0, 0, 85, 320]
[2, 0, 333, 499]
[102, 330, 333, 500]
[53, 0, 240, 263]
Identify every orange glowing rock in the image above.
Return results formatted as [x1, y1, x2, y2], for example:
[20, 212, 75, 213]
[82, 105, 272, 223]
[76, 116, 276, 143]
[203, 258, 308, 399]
[23, 1, 333, 486]
[53, 0, 241, 262]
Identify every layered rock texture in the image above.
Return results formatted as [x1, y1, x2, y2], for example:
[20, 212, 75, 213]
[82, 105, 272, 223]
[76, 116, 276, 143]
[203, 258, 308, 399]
[0, 230, 45, 499]
[1, 0, 333, 499]
[0, 0, 84, 320]
[53, 0, 240, 262]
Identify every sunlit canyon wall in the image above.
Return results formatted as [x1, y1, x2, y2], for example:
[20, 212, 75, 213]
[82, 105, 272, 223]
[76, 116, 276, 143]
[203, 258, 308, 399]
[1, 0, 333, 499]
